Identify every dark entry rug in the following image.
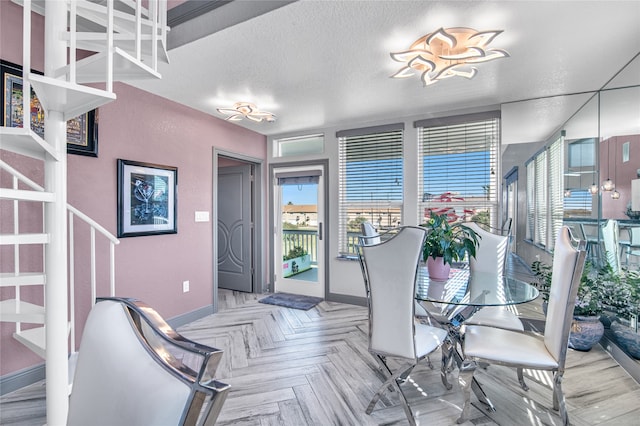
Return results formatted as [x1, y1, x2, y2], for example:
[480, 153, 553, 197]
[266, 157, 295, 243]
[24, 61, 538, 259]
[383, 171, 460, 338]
[259, 292, 323, 311]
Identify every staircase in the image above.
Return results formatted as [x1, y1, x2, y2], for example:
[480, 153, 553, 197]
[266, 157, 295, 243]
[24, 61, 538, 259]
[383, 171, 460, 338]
[0, 1, 168, 424]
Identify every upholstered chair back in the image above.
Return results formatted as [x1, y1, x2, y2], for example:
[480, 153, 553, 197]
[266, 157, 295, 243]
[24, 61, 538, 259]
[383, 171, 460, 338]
[361, 221, 381, 245]
[358, 226, 427, 360]
[465, 222, 509, 276]
[602, 219, 621, 273]
[544, 226, 587, 364]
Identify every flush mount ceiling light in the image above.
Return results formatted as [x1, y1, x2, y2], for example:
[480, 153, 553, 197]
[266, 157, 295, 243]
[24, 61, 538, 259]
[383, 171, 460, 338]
[390, 27, 509, 86]
[216, 102, 276, 122]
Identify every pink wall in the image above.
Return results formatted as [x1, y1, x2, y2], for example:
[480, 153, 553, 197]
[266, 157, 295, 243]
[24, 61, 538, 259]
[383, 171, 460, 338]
[600, 135, 640, 219]
[0, 1, 267, 377]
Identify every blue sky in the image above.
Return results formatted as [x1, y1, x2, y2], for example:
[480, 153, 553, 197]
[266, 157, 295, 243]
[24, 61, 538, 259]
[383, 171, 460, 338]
[282, 184, 317, 205]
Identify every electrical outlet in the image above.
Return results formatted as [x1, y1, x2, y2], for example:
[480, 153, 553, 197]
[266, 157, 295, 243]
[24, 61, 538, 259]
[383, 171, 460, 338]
[182, 280, 190, 293]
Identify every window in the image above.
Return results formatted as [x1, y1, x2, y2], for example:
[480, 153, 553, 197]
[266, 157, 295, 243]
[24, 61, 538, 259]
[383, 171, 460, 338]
[548, 134, 564, 242]
[527, 133, 580, 249]
[273, 134, 324, 157]
[564, 139, 595, 218]
[337, 124, 404, 255]
[416, 112, 499, 227]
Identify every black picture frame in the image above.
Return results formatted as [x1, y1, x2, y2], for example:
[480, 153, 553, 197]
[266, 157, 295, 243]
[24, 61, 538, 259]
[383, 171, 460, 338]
[1, 59, 99, 157]
[117, 159, 178, 238]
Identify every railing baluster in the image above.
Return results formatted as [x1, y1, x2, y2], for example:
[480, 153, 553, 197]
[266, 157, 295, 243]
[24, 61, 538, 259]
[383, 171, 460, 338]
[90, 228, 96, 306]
[69, 212, 75, 351]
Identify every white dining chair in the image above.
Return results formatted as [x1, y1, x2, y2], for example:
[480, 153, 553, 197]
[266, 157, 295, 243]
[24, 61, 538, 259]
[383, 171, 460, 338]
[602, 219, 621, 273]
[360, 221, 381, 245]
[457, 226, 587, 425]
[463, 222, 523, 332]
[357, 226, 448, 426]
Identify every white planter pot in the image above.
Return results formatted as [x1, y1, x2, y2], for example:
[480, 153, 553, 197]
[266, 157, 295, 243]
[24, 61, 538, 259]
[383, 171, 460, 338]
[282, 254, 311, 277]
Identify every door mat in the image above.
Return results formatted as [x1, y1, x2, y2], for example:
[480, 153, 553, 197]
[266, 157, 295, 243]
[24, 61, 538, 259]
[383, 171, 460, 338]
[259, 292, 323, 311]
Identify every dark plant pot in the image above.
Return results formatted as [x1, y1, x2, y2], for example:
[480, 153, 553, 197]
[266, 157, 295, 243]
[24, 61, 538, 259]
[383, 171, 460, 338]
[599, 312, 619, 329]
[568, 316, 605, 351]
[611, 322, 640, 359]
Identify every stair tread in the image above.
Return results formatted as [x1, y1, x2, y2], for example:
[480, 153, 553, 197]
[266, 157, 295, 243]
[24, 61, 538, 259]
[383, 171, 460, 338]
[0, 272, 46, 287]
[0, 188, 55, 202]
[14, 327, 46, 359]
[0, 127, 60, 161]
[29, 74, 116, 122]
[58, 47, 161, 85]
[0, 233, 49, 245]
[0, 299, 46, 324]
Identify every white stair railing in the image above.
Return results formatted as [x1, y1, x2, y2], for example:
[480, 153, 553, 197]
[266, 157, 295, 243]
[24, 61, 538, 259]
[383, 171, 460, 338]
[67, 205, 119, 352]
[0, 159, 120, 355]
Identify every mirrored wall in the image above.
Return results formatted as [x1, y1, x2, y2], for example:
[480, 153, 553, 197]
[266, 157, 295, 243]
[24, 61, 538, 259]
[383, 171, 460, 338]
[562, 54, 640, 274]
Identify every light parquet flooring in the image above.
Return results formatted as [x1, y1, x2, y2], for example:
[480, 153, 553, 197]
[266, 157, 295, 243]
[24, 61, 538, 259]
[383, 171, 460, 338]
[2, 287, 640, 425]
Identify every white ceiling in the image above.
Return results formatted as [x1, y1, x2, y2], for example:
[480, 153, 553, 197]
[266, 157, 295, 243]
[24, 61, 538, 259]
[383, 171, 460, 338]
[130, 1, 640, 144]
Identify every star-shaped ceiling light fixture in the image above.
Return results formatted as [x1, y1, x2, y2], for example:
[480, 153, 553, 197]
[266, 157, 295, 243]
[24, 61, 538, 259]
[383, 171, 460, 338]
[390, 27, 509, 86]
[217, 102, 276, 122]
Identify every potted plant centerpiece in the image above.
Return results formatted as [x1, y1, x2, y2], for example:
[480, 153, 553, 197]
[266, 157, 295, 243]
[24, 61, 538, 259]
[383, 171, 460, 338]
[421, 212, 480, 280]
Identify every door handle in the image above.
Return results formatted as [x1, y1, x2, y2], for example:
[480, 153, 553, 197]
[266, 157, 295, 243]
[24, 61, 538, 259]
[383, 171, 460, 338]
[318, 222, 323, 241]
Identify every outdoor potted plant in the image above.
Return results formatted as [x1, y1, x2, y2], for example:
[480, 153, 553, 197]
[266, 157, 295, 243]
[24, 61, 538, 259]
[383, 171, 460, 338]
[282, 246, 311, 278]
[531, 259, 605, 351]
[609, 269, 640, 359]
[421, 212, 480, 280]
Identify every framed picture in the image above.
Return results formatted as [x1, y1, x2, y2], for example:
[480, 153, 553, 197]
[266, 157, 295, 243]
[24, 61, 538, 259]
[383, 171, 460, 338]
[1, 59, 99, 157]
[117, 159, 178, 238]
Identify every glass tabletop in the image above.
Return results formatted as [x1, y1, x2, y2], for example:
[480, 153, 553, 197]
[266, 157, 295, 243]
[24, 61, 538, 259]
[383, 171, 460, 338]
[415, 265, 539, 306]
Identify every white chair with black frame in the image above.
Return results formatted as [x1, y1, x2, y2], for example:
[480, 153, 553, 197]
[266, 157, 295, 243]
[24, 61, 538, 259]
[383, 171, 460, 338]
[357, 226, 448, 426]
[457, 226, 587, 425]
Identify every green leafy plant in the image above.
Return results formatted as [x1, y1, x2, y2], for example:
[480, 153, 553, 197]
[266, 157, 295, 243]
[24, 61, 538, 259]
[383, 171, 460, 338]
[420, 212, 480, 265]
[531, 260, 552, 302]
[283, 246, 308, 261]
[530, 258, 638, 317]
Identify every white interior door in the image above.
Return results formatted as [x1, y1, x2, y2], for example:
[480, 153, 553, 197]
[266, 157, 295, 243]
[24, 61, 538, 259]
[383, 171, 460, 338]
[273, 166, 325, 298]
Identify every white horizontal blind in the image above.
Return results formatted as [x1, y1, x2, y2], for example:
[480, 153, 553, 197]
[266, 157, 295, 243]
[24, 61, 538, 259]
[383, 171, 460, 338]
[526, 160, 535, 241]
[338, 126, 403, 255]
[548, 134, 565, 245]
[534, 151, 548, 246]
[417, 114, 499, 226]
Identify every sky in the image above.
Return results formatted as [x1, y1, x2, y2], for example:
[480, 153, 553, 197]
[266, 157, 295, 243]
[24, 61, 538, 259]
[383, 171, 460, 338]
[282, 183, 317, 205]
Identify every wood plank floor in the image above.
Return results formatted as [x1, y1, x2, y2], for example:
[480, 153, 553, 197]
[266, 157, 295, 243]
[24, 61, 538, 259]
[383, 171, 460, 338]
[2, 258, 640, 425]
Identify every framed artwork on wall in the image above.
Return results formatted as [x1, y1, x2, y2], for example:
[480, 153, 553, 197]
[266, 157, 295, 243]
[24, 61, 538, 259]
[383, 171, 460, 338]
[0, 59, 99, 157]
[117, 159, 178, 238]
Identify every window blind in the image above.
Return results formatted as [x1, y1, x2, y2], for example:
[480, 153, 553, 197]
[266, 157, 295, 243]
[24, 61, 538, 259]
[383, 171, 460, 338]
[337, 126, 404, 255]
[534, 151, 548, 246]
[526, 160, 535, 241]
[417, 115, 499, 226]
[548, 134, 565, 245]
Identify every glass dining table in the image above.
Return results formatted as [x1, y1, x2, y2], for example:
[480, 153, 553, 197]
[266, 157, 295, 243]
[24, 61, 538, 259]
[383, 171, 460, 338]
[414, 264, 539, 414]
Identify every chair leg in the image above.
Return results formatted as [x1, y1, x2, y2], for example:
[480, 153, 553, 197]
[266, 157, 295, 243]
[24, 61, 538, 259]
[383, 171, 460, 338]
[517, 367, 529, 391]
[457, 358, 477, 424]
[552, 372, 569, 426]
[366, 361, 415, 417]
[440, 339, 454, 390]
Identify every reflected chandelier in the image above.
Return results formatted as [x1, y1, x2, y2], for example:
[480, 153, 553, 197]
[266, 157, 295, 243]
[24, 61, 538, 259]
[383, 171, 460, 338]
[217, 102, 276, 122]
[390, 27, 509, 86]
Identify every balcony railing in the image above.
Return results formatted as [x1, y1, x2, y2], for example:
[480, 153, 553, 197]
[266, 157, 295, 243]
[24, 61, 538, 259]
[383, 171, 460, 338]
[282, 229, 363, 260]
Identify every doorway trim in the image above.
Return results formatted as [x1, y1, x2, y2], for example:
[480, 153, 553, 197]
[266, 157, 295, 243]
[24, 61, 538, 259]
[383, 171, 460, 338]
[213, 148, 263, 312]
[269, 159, 330, 298]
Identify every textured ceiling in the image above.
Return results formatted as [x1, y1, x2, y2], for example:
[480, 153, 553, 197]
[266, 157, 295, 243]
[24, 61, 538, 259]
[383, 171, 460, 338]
[130, 1, 640, 143]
